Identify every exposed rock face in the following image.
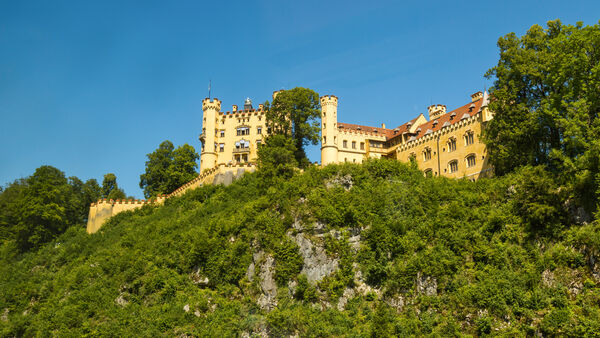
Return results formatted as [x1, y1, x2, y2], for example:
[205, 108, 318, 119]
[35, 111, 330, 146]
[385, 295, 405, 312]
[325, 174, 353, 191]
[337, 288, 356, 311]
[115, 293, 129, 307]
[257, 254, 277, 310]
[190, 269, 209, 286]
[291, 233, 338, 284]
[541, 269, 556, 288]
[415, 272, 437, 296]
[1, 308, 8, 322]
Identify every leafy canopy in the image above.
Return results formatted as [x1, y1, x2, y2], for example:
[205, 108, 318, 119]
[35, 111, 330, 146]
[139, 140, 199, 198]
[102, 173, 126, 200]
[484, 20, 600, 210]
[0, 165, 101, 251]
[264, 87, 321, 168]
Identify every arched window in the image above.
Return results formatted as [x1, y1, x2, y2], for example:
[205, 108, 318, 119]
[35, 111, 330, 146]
[466, 154, 476, 167]
[447, 138, 457, 152]
[449, 160, 458, 173]
[464, 131, 474, 146]
[424, 169, 433, 178]
[423, 148, 432, 161]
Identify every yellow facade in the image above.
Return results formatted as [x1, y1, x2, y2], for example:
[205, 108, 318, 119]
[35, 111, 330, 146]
[87, 89, 494, 234]
[321, 90, 493, 179]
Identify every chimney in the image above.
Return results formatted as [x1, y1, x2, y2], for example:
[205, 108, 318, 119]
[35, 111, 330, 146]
[381, 123, 386, 129]
[232, 105, 238, 112]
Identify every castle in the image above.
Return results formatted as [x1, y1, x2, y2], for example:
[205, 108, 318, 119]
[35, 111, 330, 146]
[87, 89, 493, 233]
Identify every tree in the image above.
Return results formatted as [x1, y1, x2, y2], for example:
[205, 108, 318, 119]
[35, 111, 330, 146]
[264, 87, 321, 167]
[102, 173, 126, 200]
[0, 166, 103, 251]
[484, 20, 600, 211]
[139, 140, 199, 198]
[256, 134, 298, 182]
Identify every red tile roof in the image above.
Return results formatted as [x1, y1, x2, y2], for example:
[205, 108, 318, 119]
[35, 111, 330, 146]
[337, 122, 394, 138]
[409, 98, 482, 141]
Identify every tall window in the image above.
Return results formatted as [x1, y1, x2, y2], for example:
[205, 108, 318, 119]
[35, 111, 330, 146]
[466, 154, 476, 167]
[447, 138, 457, 152]
[464, 132, 474, 146]
[343, 140, 348, 148]
[220, 130, 225, 137]
[449, 160, 458, 173]
[257, 127, 262, 134]
[360, 142, 365, 150]
[219, 143, 224, 152]
[352, 141, 356, 149]
[236, 127, 250, 136]
[423, 148, 432, 161]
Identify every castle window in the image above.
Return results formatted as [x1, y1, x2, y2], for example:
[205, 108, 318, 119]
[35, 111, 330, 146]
[256, 140, 262, 146]
[423, 148, 432, 161]
[236, 127, 250, 136]
[323, 123, 326, 129]
[323, 136, 326, 144]
[323, 112, 326, 117]
[466, 154, 476, 167]
[447, 138, 457, 152]
[449, 160, 458, 173]
[352, 141, 356, 149]
[220, 130, 225, 137]
[353, 159, 356, 163]
[424, 169, 433, 178]
[343, 140, 348, 148]
[360, 142, 365, 150]
[257, 127, 262, 134]
[219, 143, 224, 152]
[464, 131, 474, 146]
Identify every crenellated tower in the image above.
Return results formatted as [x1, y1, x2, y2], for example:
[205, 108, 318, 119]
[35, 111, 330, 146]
[320, 95, 339, 165]
[199, 98, 221, 172]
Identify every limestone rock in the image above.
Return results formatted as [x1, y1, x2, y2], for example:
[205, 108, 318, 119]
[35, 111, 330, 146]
[415, 272, 437, 296]
[337, 288, 356, 311]
[325, 174, 353, 191]
[183, 304, 190, 312]
[541, 269, 555, 288]
[1, 308, 8, 322]
[115, 293, 129, 307]
[257, 254, 277, 310]
[190, 269, 209, 286]
[292, 233, 338, 283]
[385, 295, 405, 312]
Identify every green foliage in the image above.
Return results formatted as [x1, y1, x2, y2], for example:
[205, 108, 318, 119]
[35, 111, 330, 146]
[0, 166, 101, 252]
[0, 160, 598, 336]
[256, 134, 298, 183]
[139, 140, 199, 198]
[264, 87, 320, 167]
[102, 173, 126, 199]
[484, 20, 600, 212]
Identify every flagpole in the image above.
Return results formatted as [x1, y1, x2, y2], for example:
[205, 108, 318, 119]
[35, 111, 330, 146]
[208, 80, 211, 99]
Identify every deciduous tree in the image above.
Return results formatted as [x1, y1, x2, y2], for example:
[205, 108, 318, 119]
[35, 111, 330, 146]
[139, 140, 199, 198]
[484, 20, 600, 211]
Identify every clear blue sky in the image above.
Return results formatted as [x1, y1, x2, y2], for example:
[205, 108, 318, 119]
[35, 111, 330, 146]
[1, 1, 599, 198]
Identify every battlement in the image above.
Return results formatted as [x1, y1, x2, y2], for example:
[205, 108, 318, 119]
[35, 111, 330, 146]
[272, 89, 284, 100]
[320, 95, 338, 105]
[202, 98, 222, 111]
[427, 104, 446, 120]
[471, 91, 483, 102]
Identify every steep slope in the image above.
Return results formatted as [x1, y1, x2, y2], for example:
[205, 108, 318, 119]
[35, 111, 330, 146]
[1, 160, 599, 336]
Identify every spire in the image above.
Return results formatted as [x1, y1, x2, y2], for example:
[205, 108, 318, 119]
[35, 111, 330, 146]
[482, 90, 490, 107]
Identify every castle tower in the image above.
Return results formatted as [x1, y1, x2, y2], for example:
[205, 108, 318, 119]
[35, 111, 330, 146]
[320, 95, 339, 165]
[200, 98, 221, 172]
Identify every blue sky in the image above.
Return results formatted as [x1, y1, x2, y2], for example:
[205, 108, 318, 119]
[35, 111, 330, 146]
[1, 1, 599, 198]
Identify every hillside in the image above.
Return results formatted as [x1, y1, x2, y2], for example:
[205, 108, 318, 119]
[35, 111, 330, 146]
[1, 160, 599, 336]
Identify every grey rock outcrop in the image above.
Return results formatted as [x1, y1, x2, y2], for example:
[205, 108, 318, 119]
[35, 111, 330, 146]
[256, 254, 277, 310]
[291, 233, 338, 283]
[415, 272, 437, 296]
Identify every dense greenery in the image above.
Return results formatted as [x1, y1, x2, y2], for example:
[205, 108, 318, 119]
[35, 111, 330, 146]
[1, 160, 598, 336]
[264, 87, 321, 168]
[0, 166, 101, 252]
[139, 140, 200, 198]
[484, 20, 600, 212]
[101, 173, 126, 200]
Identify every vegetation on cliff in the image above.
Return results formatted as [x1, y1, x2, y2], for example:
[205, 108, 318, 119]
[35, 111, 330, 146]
[1, 159, 599, 336]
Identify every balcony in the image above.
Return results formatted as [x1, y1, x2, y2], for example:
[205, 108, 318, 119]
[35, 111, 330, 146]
[233, 147, 251, 154]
